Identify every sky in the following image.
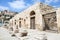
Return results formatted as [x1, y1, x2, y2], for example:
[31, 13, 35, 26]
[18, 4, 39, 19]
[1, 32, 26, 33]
[0, 0, 60, 12]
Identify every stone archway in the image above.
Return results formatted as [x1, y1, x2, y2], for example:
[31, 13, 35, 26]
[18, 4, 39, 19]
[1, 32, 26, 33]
[30, 11, 35, 29]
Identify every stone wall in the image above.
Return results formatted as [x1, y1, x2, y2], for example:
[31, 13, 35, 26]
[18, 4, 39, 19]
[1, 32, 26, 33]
[8, 2, 57, 33]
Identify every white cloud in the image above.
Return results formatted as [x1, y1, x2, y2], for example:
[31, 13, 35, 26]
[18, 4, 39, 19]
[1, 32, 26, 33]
[8, 0, 42, 12]
[31, 0, 41, 3]
[45, 0, 59, 5]
[8, 0, 30, 10]
[0, 6, 9, 11]
[54, 0, 59, 2]
[53, 6, 56, 7]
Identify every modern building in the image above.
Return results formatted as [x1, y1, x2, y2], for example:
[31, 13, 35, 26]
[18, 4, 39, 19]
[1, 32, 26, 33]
[0, 10, 17, 28]
[8, 3, 60, 33]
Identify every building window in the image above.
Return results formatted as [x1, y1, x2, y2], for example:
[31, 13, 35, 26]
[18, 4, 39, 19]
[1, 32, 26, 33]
[19, 18, 21, 20]
[15, 22, 16, 25]
[0, 15, 2, 17]
[15, 20, 16, 25]
[24, 19, 26, 24]
[48, 18, 50, 21]
[15, 20, 16, 21]
[19, 21, 21, 28]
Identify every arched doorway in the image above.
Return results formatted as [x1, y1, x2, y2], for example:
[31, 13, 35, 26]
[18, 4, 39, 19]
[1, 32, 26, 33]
[30, 11, 35, 29]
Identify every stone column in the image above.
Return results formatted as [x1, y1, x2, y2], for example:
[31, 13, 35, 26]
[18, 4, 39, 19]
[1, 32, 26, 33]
[35, 9, 44, 31]
[56, 8, 60, 33]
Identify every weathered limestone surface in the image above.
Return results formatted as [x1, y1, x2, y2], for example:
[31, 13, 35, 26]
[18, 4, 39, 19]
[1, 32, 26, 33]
[56, 8, 60, 32]
[8, 2, 59, 33]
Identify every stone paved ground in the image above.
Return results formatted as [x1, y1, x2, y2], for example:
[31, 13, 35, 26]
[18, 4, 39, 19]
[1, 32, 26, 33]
[0, 27, 60, 40]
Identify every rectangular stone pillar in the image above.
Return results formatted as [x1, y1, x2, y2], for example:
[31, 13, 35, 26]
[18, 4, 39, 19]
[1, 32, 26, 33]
[56, 8, 60, 33]
[35, 9, 44, 31]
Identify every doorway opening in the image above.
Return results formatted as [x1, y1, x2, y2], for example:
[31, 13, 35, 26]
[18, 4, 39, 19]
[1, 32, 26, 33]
[30, 17, 35, 29]
[30, 11, 35, 29]
[43, 12, 57, 31]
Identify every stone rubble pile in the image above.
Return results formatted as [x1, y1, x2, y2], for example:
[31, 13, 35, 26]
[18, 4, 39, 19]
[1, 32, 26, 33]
[9, 28, 47, 40]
